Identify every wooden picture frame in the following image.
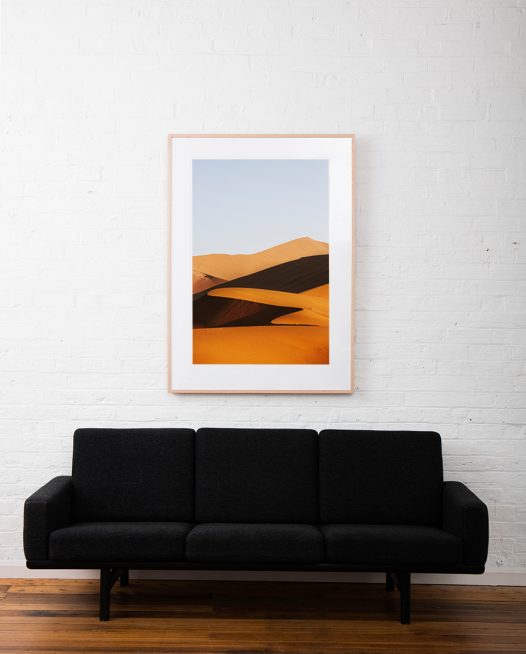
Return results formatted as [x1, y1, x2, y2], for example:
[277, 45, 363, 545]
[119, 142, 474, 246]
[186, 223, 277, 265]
[168, 134, 354, 394]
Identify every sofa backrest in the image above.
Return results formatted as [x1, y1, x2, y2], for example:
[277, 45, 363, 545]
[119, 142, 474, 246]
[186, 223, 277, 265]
[194, 428, 319, 523]
[319, 430, 443, 526]
[71, 427, 444, 526]
[72, 428, 195, 521]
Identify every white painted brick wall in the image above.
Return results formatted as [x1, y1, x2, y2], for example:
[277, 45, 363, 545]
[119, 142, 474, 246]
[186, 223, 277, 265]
[1, 0, 525, 575]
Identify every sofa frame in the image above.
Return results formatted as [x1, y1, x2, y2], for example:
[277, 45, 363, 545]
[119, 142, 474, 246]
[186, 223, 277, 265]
[24, 428, 489, 623]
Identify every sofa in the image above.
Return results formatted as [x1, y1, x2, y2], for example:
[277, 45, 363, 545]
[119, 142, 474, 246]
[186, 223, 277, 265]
[24, 428, 489, 623]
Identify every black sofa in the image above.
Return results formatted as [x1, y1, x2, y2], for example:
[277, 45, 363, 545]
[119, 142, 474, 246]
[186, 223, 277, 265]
[24, 428, 489, 623]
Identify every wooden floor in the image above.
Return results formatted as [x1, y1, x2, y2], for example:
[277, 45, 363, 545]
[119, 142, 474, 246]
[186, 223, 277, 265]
[1, 579, 525, 653]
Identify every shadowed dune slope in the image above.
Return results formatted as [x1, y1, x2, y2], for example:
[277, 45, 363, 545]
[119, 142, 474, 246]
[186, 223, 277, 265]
[194, 254, 329, 300]
[192, 271, 226, 294]
[193, 254, 328, 328]
[209, 287, 328, 327]
[193, 298, 299, 329]
[193, 236, 328, 283]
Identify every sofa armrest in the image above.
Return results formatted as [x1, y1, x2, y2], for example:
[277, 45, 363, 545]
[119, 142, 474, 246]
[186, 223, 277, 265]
[443, 481, 489, 567]
[24, 476, 73, 561]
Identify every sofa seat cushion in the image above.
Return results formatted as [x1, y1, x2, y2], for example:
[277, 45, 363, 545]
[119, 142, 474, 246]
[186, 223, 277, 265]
[321, 524, 462, 566]
[186, 524, 324, 563]
[49, 522, 192, 562]
[322, 524, 463, 567]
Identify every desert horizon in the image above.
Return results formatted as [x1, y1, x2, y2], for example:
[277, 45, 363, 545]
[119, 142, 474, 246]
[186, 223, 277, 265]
[192, 236, 329, 365]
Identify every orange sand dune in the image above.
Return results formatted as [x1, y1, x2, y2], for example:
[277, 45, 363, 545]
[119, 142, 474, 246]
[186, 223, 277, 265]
[192, 270, 226, 294]
[193, 326, 329, 364]
[208, 287, 327, 314]
[193, 236, 328, 282]
[208, 286, 329, 327]
[273, 283, 330, 325]
[272, 309, 326, 326]
[301, 284, 329, 298]
[193, 256, 329, 327]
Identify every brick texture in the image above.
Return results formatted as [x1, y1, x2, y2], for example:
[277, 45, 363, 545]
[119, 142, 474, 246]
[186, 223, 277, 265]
[0, 0, 525, 573]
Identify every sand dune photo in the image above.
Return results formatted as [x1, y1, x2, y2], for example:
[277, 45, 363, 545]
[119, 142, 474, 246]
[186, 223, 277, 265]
[191, 158, 330, 365]
[169, 134, 354, 392]
[193, 240, 330, 364]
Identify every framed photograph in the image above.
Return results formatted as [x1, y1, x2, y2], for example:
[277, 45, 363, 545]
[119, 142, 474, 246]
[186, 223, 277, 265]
[168, 134, 354, 393]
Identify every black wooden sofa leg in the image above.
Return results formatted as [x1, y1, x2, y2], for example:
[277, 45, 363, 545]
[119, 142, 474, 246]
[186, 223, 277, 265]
[397, 572, 411, 625]
[100, 569, 111, 621]
[387, 571, 411, 624]
[99, 568, 126, 621]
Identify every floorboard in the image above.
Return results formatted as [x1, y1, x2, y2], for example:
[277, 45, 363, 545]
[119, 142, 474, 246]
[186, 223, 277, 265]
[0, 579, 525, 653]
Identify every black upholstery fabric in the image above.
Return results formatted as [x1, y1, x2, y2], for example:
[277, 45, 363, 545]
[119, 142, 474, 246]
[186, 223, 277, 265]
[443, 481, 489, 565]
[24, 427, 490, 577]
[322, 524, 462, 566]
[49, 522, 191, 561]
[186, 523, 324, 563]
[24, 476, 73, 560]
[319, 430, 444, 526]
[195, 428, 318, 523]
[72, 428, 194, 521]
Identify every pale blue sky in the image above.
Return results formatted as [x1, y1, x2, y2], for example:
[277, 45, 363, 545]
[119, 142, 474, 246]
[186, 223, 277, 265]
[192, 159, 329, 255]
